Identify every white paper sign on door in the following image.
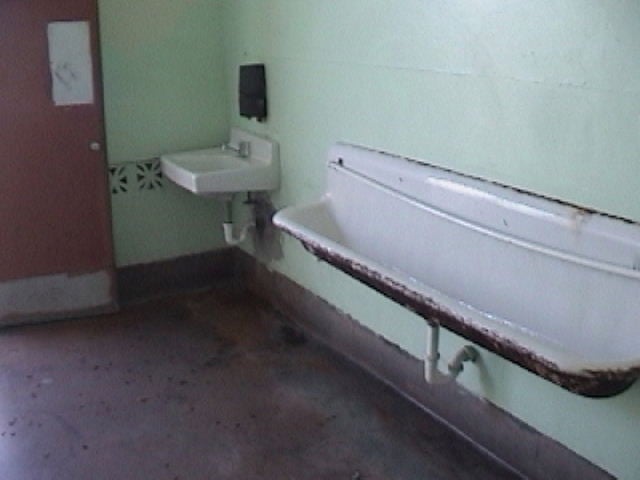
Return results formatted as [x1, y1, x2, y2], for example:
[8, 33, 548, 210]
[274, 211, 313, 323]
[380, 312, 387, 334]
[47, 21, 94, 106]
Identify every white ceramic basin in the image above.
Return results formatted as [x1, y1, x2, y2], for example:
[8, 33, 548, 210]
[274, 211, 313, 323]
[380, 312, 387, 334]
[160, 128, 279, 196]
[274, 143, 640, 397]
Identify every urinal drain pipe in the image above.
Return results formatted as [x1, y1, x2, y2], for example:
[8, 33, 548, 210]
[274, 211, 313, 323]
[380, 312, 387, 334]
[424, 323, 478, 384]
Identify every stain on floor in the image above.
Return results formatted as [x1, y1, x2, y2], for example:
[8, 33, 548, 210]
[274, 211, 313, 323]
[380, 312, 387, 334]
[0, 288, 521, 480]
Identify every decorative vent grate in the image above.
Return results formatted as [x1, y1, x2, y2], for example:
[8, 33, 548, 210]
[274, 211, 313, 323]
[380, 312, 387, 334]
[109, 159, 164, 195]
[108, 165, 129, 194]
[136, 160, 163, 191]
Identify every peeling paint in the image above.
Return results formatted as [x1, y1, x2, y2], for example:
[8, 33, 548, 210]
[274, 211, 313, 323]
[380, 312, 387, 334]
[0, 270, 116, 327]
[286, 225, 639, 398]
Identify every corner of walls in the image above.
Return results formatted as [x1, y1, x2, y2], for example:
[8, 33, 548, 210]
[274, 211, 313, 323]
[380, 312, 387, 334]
[221, 2, 640, 479]
[99, 0, 230, 267]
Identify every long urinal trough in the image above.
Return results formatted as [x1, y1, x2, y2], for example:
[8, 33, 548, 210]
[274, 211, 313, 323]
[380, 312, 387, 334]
[273, 143, 640, 397]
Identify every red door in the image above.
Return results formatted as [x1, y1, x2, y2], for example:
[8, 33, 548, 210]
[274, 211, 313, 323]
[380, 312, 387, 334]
[0, 0, 116, 324]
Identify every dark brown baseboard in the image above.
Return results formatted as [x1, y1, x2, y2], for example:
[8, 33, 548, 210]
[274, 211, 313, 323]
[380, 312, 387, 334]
[117, 249, 238, 305]
[235, 249, 614, 480]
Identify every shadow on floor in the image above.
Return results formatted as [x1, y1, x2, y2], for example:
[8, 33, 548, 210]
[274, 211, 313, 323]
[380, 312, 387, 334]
[0, 288, 520, 480]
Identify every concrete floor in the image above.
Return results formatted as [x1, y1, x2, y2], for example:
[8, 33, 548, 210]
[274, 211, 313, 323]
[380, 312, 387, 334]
[0, 288, 520, 480]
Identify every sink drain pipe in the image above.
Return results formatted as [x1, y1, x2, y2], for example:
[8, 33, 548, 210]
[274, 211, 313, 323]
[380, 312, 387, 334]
[223, 197, 255, 246]
[425, 323, 478, 384]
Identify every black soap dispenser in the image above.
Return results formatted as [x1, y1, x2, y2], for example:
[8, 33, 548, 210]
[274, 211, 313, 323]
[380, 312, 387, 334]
[239, 64, 267, 122]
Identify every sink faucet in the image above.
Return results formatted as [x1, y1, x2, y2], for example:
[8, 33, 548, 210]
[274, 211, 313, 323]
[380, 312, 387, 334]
[221, 141, 251, 158]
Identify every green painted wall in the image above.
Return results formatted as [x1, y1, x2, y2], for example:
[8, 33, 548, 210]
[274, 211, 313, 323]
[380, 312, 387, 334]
[99, 0, 229, 266]
[221, 1, 640, 478]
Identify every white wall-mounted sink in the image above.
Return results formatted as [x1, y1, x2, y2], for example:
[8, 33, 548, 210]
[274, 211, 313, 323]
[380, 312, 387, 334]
[160, 128, 279, 196]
